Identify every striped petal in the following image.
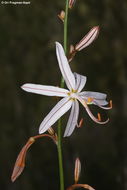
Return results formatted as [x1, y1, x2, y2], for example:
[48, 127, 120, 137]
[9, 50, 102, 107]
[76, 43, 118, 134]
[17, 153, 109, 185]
[74, 73, 87, 92]
[56, 42, 76, 90]
[80, 91, 108, 105]
[75, 26, 99, 51]
[39, 97, 72, 134]
[80, 91, 107, 99]
[64, 100, 79, 137]
[21, 84, 69, 97]
[93, 99, 108, 106]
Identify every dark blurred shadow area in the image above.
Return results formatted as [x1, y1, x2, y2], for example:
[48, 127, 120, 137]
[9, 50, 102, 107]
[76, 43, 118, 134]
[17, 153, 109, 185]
[0, 0, 127, 189]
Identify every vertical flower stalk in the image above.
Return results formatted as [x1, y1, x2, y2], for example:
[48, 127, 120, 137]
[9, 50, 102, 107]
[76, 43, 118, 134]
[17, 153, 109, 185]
[64, 0, 69, 54]
[57, 1, 69, 190]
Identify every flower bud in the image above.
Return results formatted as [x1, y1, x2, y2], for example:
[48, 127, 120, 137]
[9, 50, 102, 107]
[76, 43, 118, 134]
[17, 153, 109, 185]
[75, 26, 99, 51]
[48, 127, 55, 135]
[69, 0, 76, 9]
[58, 10, 65, 22]
[74, 158, 81, 184]
[68, 45, 76, 62]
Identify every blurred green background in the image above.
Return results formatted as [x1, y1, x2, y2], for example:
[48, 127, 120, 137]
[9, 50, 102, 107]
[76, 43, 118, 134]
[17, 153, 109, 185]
[0, 0, 127, 189]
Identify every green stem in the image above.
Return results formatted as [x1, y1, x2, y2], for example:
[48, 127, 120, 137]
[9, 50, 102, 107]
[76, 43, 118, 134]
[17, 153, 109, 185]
[57, 1, 69, 190]
[57, 119, 64, 190]
[64, 0, 69, 54]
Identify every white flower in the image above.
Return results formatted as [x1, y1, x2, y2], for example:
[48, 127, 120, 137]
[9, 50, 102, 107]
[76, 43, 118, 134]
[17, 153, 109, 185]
[21, 42, 111, 137]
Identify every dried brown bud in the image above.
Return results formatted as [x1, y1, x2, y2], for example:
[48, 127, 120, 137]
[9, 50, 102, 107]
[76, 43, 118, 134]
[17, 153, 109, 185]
[11, 137, 35, 182]
[74, 158, 81, 184]
[11, 134, 57, 182]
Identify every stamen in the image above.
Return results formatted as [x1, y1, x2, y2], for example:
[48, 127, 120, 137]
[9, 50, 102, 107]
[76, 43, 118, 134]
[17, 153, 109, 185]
[67, 89, 77, 97]
[94, 100, 112, 110]
[71, 89, 77, 93]
[77, 96, 109, 124]
[97, 113, 101, 121]
[77, 118, 83, 128]
[69, 97, 76, 101]
[29, 137, 35, 143]
[85, 104, 109, 124]
[87, 97, 93, 104]
[110, 100, 112, 108]
[67, 92, 71, 96]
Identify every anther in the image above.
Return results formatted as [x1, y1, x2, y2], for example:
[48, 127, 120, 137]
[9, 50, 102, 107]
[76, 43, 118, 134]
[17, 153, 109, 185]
[69, 97, 76, 101]
[77, 118, 84, 128]
[29, 137, 35, 143]
[67, 92, 71, 96]
[87, 97, 93, 104]
[71, 89, 77, 93]
[97, 113, 101, 121]
[110, 100, 112, 108]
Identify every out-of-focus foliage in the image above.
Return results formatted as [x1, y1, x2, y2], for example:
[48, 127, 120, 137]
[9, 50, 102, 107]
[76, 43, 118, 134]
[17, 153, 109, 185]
[0, 0, 127, 190]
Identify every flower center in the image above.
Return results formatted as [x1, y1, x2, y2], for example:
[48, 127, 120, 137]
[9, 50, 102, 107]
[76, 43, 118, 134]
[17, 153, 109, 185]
[67, 89, 78, 99]
[70, 93, 77, 98]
